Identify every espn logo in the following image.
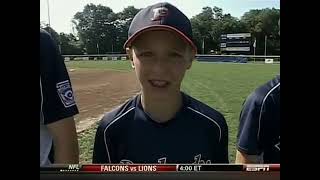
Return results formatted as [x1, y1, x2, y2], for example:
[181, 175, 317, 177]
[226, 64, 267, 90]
[245, 164, 270, 172]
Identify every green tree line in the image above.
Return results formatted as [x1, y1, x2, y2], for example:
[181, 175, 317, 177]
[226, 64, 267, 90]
[41, 4, 279, 55]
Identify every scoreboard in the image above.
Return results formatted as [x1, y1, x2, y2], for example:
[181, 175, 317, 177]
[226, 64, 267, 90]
[220, 33, 251, 54]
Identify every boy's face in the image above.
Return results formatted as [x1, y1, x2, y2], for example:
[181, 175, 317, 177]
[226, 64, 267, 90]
[128, 30, 194, 98]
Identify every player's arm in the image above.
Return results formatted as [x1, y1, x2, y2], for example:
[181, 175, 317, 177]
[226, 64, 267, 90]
[41, 30, 80, 164]
[235, 93, 263, 164]
[47, 117, 79, 164]
[237, 88, 279, 164]
[235, 150, 263, 164]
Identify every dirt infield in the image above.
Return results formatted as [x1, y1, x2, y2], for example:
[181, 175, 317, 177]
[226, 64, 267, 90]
[68, 68, 140, 132]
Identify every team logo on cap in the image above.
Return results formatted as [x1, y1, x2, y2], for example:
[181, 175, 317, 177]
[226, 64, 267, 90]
[151, 7, 168, 21]
[56, 80, 76, 108]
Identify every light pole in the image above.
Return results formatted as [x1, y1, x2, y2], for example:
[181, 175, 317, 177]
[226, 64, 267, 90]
[97, 43, 100, 55]
[112, 43, 114, 53]
[86, 39, 90, 54]
[47, 0, 51, 27]
[253, 38, 256, 63]
[202, 37, 205, 54]
[264, 35, 267, 57]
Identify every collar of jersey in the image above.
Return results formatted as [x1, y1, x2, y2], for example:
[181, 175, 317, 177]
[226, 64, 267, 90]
[134, 92, 189, 127]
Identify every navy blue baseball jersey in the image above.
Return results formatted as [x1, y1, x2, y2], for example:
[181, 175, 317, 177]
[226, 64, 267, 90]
[237, 75, 280, 163]
[93, 92, 228, 164]
[40, 29, 79, 165]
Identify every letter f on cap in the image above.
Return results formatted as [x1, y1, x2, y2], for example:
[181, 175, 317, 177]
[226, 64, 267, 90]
[151, 7, 169, 21]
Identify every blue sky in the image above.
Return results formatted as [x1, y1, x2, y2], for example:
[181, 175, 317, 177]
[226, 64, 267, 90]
[40, 0, 280, 34]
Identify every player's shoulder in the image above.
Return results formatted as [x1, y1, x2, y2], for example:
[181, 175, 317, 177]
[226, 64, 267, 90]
[40, 29, 50, 36]
[97, 95, 138, 132]
[40, 29, 57, 55]
[247, 75, 280, 105]
[183, 92, 227, 128]
[40, 29, 53, 42]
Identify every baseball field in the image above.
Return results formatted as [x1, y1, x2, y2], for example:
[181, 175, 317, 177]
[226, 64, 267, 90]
[65, 60, 280, 164]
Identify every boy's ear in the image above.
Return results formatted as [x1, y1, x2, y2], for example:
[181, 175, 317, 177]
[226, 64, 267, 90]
[130, 60, 135, 69]
[186, 52, 195, 69]
[126, 47, 132, 59]
[126, 47, 135, 69]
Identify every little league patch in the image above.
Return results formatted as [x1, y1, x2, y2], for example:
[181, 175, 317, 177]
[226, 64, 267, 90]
[56, 80, 76, 108]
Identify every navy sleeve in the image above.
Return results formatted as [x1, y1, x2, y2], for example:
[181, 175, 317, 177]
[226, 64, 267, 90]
[92, 119, 110, 163]
[216, 116, 229, 163]
[236, 92, 263, 155]
[40, 30, 79, 125]
[92, 109, 120, 163]
[92, 101, 135, 163]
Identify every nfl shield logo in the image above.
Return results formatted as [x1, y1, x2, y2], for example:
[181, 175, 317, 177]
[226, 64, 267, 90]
[56, 80, 76, 108]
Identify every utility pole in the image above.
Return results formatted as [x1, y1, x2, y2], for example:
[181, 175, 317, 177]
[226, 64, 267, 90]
[47, 0, 51, 27]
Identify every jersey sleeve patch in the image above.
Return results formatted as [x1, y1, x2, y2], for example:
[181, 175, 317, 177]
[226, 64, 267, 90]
[56, 80, 76, 108]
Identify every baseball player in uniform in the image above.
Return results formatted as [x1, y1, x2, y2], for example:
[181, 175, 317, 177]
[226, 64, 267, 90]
[40, 29, 79, 166]
[235, 75, 280, 163]
[92, 2, 229, 164]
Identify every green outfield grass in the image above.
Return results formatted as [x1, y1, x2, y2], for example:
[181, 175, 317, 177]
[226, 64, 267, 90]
[66, 60, 280, 163]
